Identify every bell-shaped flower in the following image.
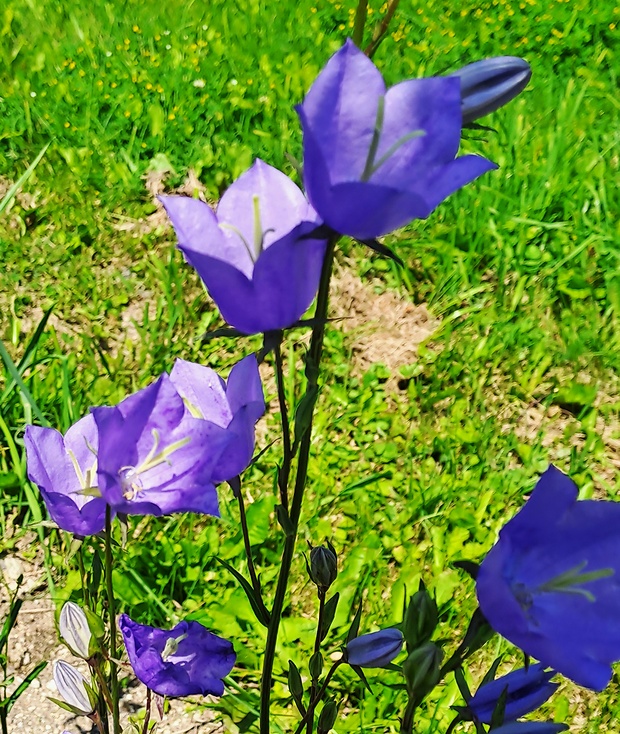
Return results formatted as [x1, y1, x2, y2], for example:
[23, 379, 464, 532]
[24, 415, 106, 536]
[297, 39, 496, 241]
[477, 465, 620, 691]
[170, 354, 265, 483]
[491, 724, 568, 734]
[345, 628, 403, 668]
[453, 56, 532, 125]
[160, 159, 327, 335]
[59, 602, 93, 660]
[93, 356, 264, 517]
[52, 660, 96, 716]
[467, 664, 558, 724]
[119, 614, 235, 697]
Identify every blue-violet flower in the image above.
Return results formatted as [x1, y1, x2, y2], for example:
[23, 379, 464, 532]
[119, 614, 236, 697]
[477, 465, 620, 691]
[161, 160, 327, 335]
[297, 39, 496, 240]
[345, 628, 403, 668]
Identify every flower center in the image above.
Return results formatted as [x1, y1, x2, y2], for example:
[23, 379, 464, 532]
[67, 438, 100, 499]
[118, 429, 191, 500]
[220, 195, 275, 263]
[534, 561, 614, 602]
[161, 633, 196, 666]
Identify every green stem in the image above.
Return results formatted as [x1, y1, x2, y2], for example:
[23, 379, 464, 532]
[274, 341, 292, 512]
[306, 590, 326, 734]
[259, 237, 337, 734]
[293, 660, 342, 734]
[142, 688, 152, 734]
[352, 0, 368, 48]
[78, 542, 90, 609]
[104, 506, 121, 734]
[236, 485, 270, 621]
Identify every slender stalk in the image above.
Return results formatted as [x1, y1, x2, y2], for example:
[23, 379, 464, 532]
[236, 486, 270, 621]
[259, 237, 337, 734]
[92, 659, 115, 712]
[352, 0, 368, 48]
[77, 542, 90, 609]
[306, 590, 326, 734]
[142, 688, 152, 734]
[293, 660, 342, 734]
[274, 341, 292, 511]
[104, 506, 121, 734]
[364, 0, 402, 58]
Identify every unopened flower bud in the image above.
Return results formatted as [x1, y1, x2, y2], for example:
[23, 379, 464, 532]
[402, 642, 443, 698]
[403, 584, 438, 651]
[309, 542, 338, 590]
[345, 628, 403, 668]
[317, 699, 339, 734]
[53, 661, 96, 715]
[59, 602, 93, 659]
[452, 56, 532, 125]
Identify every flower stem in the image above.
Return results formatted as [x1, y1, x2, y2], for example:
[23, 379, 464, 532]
[236, 485, 270, 621]
[259, 237, 337, 734]
[306, 590, 326, 734]
[352, 0, 368, 47]
[142, 688, 152, 734]
[274, 340, 292, 512]
[104, 506, 121, 734]
[293, 660, 342, 734]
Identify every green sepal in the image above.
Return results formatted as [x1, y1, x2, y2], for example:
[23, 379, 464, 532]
[320, 593, 340, 643]
[214, 557, 270, 627]
[309, 651, 323, 682]
[317, 699, 339, 734]
[288, 660, 306, 715]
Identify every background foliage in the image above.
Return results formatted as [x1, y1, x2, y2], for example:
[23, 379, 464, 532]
[1, 0, 619, 730]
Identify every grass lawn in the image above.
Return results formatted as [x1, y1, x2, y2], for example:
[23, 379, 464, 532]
[1, 0, 620, 730]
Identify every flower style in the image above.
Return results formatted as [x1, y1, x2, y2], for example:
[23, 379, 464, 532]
[467, 664, 558, 724]
[297, 39, 496, 240]
[161, 159, 327, 335]
[119, 614, 236, 697]
[345, 628, 403, 668]
[93, 356, 264, 517]
[170, 354, 265, 483]
[24, 414, 106, 536]
[454, 56, 532, 125]
[477, 465, 620, 691]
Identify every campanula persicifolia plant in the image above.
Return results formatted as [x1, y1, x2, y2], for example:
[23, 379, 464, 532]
[18, 3, 620, 733]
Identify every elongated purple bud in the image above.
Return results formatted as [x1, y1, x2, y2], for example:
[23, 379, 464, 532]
[59, 602, 92, 659]
[453, 56, 532, 124]
[53, 661, 96, 715]
[345, 628, 403, 668]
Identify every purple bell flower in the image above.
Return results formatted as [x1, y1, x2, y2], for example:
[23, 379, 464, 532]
[297, 39, 496, 240]
[119, 614, 236, 697]
[161, 160, 327, 335]
[453, 56, 532, 125]
[345, 628, 403, 668]
[93, 356, 264, 517]
[24, 414, 107, 536]
[468, 664, 558, 724]
[170, 354, 265, 483]
[491, 724, 568, 734]
[477, 465, 620, 691]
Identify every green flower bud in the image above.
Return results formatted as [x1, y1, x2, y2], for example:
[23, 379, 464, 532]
[317, 699, 339, 734]
[403, 583, 438, 651]
[309, 650, 324, 681]
[402, 642, 443, 699]
[309, 542, 338, 590]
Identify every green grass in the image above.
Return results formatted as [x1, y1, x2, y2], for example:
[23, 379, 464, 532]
[1, 0, 620, 731]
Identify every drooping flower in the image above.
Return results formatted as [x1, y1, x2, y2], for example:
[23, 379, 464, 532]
[24, 415, 106, 536]
[52, 660, 96, 716]
[93, 356, 264, 517]
[467, 664, 558, 724]
[345, 628, 403, 668]
[491, 724, 567, 734]
[59, 602, 93, 660]
[161, 159, 327, 335]
[477, 465, 620, 691]
[119, 614, 236, 697]
[297, 39, 496, 240]
[170, 354, 265, 483]
[453, 56, 532, 125]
